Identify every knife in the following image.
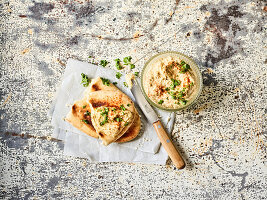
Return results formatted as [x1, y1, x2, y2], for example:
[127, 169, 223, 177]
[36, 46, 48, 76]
[131, 79, 185, 169]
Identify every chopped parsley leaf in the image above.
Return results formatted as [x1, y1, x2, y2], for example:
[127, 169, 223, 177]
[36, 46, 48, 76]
[100, 60, 109, 67]
[130, 64, 135, 69]
[134, 72, 139, 77]
[82, 105, 86, 109]
[123, 56, 132, 64]
[180, 60, 185, 65]
[112, 108, 116, 111]
[116, 72, 122, 79]
[170, 78, 181, 89]
[171, 95, 177, 100]
[180, 99, 187, 105]
[100, 114, 108, 126]
[82, 119, 89, 124]
[165, 87, 170, 91]
[99, 107, 109, 125]
[113, 82, 118, 85]
[180, 63, 190, 73]
[100, 77, 111, 86]
[127, 104, 131, 107]
[84, 111, 91, 116]
[124, 122, 129, 126]
[120, 105, 126, 111]
[158, 100, 164, 104]
[81, 73, 91, 87]
[178, 89, 186, 98]
[115, 117, 122, 122]
[100, 107, 109, 116]
[104, 107, 109, 113]
[123, 82, 128, 87]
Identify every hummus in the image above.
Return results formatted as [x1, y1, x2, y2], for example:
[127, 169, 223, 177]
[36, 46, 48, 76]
[143, 56, 197, 109]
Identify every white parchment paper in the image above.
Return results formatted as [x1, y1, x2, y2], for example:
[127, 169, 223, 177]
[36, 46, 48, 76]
[49, 59, 175, 165]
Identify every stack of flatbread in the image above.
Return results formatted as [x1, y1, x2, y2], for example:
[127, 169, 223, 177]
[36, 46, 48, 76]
[65, 77, 141, 145]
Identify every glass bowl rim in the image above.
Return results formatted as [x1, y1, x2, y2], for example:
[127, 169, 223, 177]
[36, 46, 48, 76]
[141, 51, 203, 112]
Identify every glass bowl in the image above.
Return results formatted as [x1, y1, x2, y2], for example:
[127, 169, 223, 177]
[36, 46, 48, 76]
[141, 51, 203, 112]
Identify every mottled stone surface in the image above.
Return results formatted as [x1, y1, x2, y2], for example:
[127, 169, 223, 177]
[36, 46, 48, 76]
[0, 0, 266, 199]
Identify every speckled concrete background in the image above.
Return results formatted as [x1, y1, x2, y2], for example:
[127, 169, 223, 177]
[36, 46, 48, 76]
[0, 0, 266, 199]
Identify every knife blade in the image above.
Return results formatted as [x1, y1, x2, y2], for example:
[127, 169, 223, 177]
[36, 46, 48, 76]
[131, 80, 159, 123]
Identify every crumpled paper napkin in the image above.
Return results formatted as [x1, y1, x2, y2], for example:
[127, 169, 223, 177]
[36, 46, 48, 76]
[49, 59, 175, 164]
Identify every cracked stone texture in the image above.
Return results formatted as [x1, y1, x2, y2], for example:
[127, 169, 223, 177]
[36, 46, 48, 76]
[0, 0, 266, 199]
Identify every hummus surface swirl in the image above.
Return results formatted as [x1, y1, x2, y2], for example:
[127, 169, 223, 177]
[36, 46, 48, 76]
[143, 56, 197, 109]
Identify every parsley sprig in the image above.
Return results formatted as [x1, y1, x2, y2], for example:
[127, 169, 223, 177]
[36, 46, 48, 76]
[123, 56, 135, 69]
[180, 60, 191, 73]
[123, 56, 132, 64]
[134, 72, 139, 77]
[114, 58, 123, 70]
[100, 77, 111, 86]
[100, 60, 109, 67]
[123, 82, 128, 87]
[116, 72, 122, 79]
[81, 73, 91, 87]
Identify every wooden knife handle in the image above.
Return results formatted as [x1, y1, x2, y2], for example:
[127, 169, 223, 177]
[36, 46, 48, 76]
[153, 120, 185, 169]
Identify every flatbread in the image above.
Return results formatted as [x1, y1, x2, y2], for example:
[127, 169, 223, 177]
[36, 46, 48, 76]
[83, 77, 117, 96]
[66, 76, 141, 145]
[65, 98, 97, 138]
[88, 90, 136, 145]
[116, 111, 141, 143]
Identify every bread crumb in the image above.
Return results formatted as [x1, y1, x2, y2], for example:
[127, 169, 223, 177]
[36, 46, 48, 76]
[28, 29, 33, 35]
[125, 73, 135, 89]
[56, 58, 66, 67]
[234, 88, 240, 92]
[133, 31, 143, 41]
[83, 161, 87, 167]
[21, 48, 31, 55]
[207, 68, 214, 74]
